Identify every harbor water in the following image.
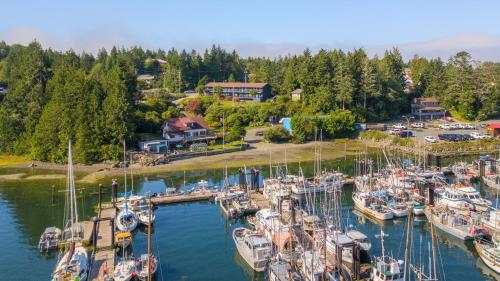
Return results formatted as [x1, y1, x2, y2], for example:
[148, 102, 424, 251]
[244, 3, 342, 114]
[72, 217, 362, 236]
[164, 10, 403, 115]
[0, 157, 499, 281]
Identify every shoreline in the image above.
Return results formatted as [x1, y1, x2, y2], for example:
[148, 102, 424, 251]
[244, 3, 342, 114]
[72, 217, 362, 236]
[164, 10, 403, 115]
[0, 140, 367, 184]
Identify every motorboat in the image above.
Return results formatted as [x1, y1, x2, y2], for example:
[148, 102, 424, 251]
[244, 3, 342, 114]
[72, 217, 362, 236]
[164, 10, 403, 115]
[454, 185, 492, 211]
[116, 209, 138, 232]
[435, 188, 473, 212]
[424, 205, 481, 240]
[474, 236, 500, 274]
[137, 209, 156, 225]
[233, 227, 272, 272]
[114, 231, 132, 249]
[387, 201, 409, 218]
[38, 226, 62, 252]
[371, 229, 404, 281]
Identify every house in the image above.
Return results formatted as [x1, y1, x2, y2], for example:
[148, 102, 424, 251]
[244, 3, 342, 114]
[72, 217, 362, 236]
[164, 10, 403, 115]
[411, 97, 445, 120]
[291, 88, 303, 101]
[487, 124, 500, 137]
[162, 116, 214, 144]
[139, 140, 169, 153]
[204, 82, 272, 102]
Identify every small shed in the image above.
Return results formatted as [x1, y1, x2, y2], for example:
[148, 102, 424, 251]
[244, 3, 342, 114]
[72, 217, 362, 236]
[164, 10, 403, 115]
[487, 123, 500, 137]
[291, 88, 303, 101]
[139, 140, 168, 153]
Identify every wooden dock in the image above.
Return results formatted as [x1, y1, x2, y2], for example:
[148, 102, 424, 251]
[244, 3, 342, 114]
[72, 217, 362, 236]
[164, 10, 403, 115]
[151, 192, 215, 205]
[88, 207, 116, 281]
[250, 191, 270, 209]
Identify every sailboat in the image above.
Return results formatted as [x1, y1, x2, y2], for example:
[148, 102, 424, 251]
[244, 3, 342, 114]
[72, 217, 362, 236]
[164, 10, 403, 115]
[116, 142, 139, 232]
[371, 229, 404, 281]
[136, 198, 159, 280]
[52, 141, 89, 281]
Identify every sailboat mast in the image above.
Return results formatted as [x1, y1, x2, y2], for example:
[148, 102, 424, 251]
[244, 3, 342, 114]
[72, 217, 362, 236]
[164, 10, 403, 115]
[147, 197, 152, 281]
[123, 141, 128, 214]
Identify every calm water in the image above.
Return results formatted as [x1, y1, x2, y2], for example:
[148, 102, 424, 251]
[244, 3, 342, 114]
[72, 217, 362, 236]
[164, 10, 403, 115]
[0, 156, 499, 281]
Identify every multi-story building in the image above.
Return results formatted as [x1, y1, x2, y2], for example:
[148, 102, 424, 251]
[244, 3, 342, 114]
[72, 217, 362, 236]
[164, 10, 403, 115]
[204, 82, 272, 102]
[411, 97, 446, 120]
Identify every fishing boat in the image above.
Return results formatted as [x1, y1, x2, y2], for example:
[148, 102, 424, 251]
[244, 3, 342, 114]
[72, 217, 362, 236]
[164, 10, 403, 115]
[424, 205, 480, 240]
[352, 192, 394, 221]
[346, 229, 372, 251]
[482, 208, 500, 235]
[38, 226, 62, 252]
[268, 259, 299, 281]
[474, 236, 500, 274]
[114, 231, 132, 249]
[255, 209, 289, 242]
[52, 141, 89, 281]
[113, 258, 136, 281]
[233, 227, 272, 272]
[371, 229, 404, 281]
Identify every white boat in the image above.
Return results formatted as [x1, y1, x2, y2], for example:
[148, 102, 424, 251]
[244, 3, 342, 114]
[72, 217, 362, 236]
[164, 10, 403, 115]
[52, 245, 89, 281]
[435, 188, 473, 212]
[255, 209, 289, 241]
[352, 192, 393, 221]
[388, 202, 408, 218]
[326, 231, 356, 263]
[113, 258, 136, 281]
[38, 226, 62, 252]
[52, 141, 89, 281]
[136, 254, 158, 280]
[483, 175, 500, 190]
[474, 237, 500, 274]
[371, 229, 404, 281]
[455, 185, 492, 211]
[137, 209, 156, 225]
[346, 229, 372, 251]
[116, 209, 138, 232]
[233, 227, 272, 272]
[483, 208, 500, 235]
[407, 202, 425, 216]
[268, 259, 296, 281]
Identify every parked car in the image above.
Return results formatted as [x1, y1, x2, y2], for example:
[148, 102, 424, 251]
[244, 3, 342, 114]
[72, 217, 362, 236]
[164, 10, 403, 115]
[439, 124, 451, 130]
[398, 130, 413, 138]
[470, 132, 491, 139]
[424, 136, 437, 143]
[463, 123, 474, 129]
[393, 123, 406, 129]
[411, 122, 424, 128]
[389, 128, 402, 135]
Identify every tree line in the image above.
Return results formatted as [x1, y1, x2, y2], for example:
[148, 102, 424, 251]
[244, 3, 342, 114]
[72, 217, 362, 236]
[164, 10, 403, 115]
[0, 41, 498, 163]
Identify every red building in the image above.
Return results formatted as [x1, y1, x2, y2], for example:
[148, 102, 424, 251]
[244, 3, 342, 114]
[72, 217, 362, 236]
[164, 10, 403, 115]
[488, 123, 500, 137]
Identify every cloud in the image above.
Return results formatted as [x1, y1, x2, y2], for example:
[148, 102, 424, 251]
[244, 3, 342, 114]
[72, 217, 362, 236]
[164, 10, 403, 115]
[1, 28, 499, 61]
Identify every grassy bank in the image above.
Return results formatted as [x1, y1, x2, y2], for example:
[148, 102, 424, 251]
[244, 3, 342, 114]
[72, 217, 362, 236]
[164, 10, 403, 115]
[0, 155, 29, 166]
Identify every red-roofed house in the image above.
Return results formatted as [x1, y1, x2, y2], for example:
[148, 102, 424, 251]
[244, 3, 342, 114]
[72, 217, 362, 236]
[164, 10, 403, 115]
[488, 123, 500, 137]
[162, 116, 213, 144]
[411, 98, 445, 120]
[204, 82, 272, 102]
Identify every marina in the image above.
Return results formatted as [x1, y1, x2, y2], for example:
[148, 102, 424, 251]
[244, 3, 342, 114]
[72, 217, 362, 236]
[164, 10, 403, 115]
[0, 152, 499, 280]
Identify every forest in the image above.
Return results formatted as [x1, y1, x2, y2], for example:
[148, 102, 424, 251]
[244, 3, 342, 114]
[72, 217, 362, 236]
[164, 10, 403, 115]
[0, 41, 498, 163]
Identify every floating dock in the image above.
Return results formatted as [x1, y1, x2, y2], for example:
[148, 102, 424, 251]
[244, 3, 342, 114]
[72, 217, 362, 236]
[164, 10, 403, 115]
[151, 192, 215, 205]
[87, 207, 117, 281]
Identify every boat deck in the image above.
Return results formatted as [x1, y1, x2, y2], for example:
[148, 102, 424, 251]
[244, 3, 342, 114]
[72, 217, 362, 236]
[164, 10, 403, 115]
[250, 191, 270, 209]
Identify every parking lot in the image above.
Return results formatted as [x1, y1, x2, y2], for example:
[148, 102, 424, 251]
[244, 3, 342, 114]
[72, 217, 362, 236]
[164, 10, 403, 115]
[385, 119, 498, 144]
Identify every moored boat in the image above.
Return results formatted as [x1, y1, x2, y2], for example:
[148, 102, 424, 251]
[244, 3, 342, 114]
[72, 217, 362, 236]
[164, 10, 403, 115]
[136, 254, 158, 280]
[352, 192, 393, 221]
[38, 226, 62, 252]
[113, 258, 136, 281]
[474, 236, 500, 274]
[233, 227, 272, 272]
[115, 231, 132, 249]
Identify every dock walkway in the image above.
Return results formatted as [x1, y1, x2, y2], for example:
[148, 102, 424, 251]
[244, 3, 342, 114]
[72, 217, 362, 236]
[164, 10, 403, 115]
[88, 207, 116, 281]
[250, 191, 270, 209]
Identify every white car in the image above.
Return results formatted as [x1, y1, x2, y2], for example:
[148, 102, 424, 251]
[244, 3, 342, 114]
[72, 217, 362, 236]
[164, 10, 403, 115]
[411, 122, 424, 128]
[424, 136, 437, 143]
[470, 132, 491, 139]
[393, 123, 406, 129]
[439, 124, 451, 130]
[464, 124, 474, 129]
[389, 128, 402, 135]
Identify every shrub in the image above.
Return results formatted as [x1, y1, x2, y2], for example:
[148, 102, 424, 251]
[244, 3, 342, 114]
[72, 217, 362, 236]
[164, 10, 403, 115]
[359, 130, 389, 141]
[264, 126, 291, 143]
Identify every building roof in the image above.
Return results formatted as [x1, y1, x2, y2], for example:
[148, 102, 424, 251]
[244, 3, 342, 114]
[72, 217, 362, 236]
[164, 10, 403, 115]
[164, 116, 208, 132]
[205, 82, 269, 88]
[489, 123, 500, 129]
[137, 74, 155, 81]
[420, 106, 443, 111]
[415, 97, 439, 103]
[291, 88, 303, 94]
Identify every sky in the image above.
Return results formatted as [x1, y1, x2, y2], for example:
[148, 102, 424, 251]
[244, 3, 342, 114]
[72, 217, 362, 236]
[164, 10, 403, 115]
[1, 0, 500, 61]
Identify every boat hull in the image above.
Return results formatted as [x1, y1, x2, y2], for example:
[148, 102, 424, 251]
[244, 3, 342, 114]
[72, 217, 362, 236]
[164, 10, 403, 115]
[474, 241, 500, 274]
[352, 195, 393, 221]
